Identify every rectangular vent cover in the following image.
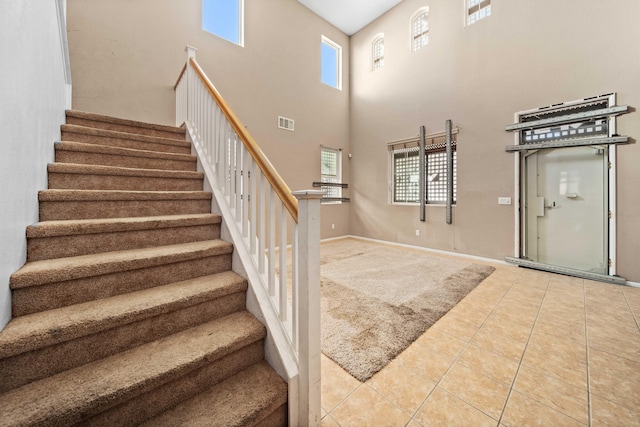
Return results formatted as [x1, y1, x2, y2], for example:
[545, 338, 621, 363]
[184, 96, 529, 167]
[278, 116, 295, 132]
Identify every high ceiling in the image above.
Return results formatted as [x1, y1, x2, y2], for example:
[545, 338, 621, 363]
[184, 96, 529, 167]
[297, 0, 403, 35]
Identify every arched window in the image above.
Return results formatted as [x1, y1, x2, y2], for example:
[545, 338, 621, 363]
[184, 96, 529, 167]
[372, 34, 384, 71]
[411, 8, 429, 52]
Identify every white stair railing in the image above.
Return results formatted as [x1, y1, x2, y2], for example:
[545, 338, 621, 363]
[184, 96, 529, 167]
[175, 46, 321, 427]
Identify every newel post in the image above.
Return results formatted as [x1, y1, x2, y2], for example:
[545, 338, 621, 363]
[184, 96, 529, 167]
[184, 45, 198, 124]
[292, 190, 323, 427]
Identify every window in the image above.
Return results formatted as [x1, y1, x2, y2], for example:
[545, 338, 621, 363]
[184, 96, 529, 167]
[372, 34, 384, 71]
[411, 8, 429, 52]
[321, 147, 342, 203]
[202, 0, 244, 46]
[466, 0, 491, 26]
[321, 36, 342, 90]
[390, 137, 457, 204]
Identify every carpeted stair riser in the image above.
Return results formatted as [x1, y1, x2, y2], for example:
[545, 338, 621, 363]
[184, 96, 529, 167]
[1, 291, 247, 392]
[141, 361, 288, 427]
[84, 342, 266, 427]
[27, 215, 220, 261]
[66, 110, 186, 141]
[12, 246, 233, 316]
[61, 124, 192, 155]
[0, 312, 266, 427]
[47, 163, 204, 192]
[55, 141, 197, 171]
[38, 190, 212, 221]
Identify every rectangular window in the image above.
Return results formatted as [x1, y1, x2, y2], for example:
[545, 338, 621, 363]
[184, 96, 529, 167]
[203, 0, 244, 46]
[321, 146, 342, 203]
[390, 137, 457, 204]
[321, 36, 342, 90]
[467, 0, 491, 26]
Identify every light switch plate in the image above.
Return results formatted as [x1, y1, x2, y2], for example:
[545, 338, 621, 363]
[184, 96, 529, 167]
[498, 197, 512, 205]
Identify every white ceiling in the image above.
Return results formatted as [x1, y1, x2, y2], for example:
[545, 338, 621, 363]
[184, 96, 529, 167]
[298, 0, 403, 35]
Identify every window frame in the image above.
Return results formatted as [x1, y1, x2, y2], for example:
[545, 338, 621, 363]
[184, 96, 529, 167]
[466, 0, 491, 26]
[411, 7, 430, 52]
[320, 36, 343, 90]
[389, 137, 457, 206]
[372, 34, 385, 71]
[320, 146, 343, 204]
[202, 0, 244, 46]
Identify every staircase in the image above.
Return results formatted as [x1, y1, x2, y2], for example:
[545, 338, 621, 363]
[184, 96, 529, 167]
[0, 110, 287, 426]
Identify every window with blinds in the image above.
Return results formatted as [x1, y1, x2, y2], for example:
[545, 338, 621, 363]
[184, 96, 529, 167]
[467, 0, 491, 26]
[372, 35, 384, 71]
[321, 146, 342, 203]
[411, 8, 429, 52]
[390, 135, 457, 204]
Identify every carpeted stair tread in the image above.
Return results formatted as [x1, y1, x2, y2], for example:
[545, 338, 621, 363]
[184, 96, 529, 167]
[47, 162, 203, 180]
[39, 188, 212, 202]
[27, 214, 220, 238]
[0, 311, 266, 427]
[10, 240, 232, 289]
[0, 271, 246, 359]
[140, 361, 287, 427]
[66, 110, 186, 140]
[55, 141, 196, 162]
[61, 124, 191, 154]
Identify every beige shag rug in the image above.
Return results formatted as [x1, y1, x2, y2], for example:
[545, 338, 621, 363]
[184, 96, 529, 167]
[321, 239, 495, 382]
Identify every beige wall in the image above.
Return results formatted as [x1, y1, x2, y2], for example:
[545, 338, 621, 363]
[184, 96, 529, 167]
[349, 0, 640, 281]
[67, 0, 351, 237]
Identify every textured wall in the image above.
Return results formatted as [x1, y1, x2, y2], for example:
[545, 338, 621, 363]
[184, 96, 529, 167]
[349, 0, 640, 281]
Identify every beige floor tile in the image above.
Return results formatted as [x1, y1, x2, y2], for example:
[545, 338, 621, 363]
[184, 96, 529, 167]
[413, 387, 498, 427]
[320, 413, 340, 427]
[439, 362, 510, 420]
[456, 343, 519, 386]
[429, 313, 480, 342]
[528, 330, 587, 363]
[406, 420, 424, 427]
[590, 394, 640, 427]
[412, 328, 466, 360]
[330, 384, 410, 427]
[395, 342, 455, 383]
[501, 391, 586, 427]
[587, 327, 640, 362]
[521, 344, 588, 390]
[447, 300, 494, 325]
[534, 317, 586, 346]
[512, 364, 588, 424]
[321, 354, 361, 412]
[588, 348, 640, 409]
[470, 323, 528, 361]
[367, 359, 436, 416]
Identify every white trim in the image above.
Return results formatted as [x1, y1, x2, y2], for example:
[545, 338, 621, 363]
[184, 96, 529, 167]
[238, 0, 245, 47]
[608, 93, 617, 276]
[626, 281, 640, 288]
[322, 235, 510, 266]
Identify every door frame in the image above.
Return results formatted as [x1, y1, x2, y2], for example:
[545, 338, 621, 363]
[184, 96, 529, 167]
[511, 94, 618, 278]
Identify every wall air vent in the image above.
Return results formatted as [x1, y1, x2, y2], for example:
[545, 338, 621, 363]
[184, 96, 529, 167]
[278, 116, 295, 132]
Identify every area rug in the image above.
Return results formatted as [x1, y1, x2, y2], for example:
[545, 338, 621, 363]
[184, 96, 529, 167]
[320, 239, 495, 382]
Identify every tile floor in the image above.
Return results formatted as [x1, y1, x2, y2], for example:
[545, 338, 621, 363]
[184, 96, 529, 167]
[320, 256, 640, 426]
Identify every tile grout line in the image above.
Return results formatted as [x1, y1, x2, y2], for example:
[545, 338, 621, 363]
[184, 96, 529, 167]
[496, 276, 551, 426]
[621, 290, 640, 333]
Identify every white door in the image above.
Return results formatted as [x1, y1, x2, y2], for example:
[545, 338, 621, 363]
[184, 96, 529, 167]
[524, 146, 608, 274]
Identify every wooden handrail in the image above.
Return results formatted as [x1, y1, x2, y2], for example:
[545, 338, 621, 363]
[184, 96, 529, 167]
[187, 58, 298, 221]
[173, 63, 187, 91]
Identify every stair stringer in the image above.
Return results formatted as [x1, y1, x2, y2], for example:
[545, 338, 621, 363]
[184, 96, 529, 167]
[185, 123, 299, 425]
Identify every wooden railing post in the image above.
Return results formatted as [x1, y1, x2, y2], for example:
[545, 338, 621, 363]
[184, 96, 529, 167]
[292, 190, 323, 427]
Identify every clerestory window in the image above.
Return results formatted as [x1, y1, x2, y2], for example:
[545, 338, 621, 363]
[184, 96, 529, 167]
[466, 0, 491, 26]
[411, 8, 429, 52]
[372, 34, 384, 71]
[202, 0, 244, 46]
[321, 36, 342, 90]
